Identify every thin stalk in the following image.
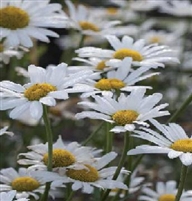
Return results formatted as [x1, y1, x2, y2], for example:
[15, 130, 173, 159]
[168, 93, 192, 123]
[41, 105, 53, 201]
[105, 123, 113, 153]
[66, 191, 75, 201]
[101, 133, 130, 201]
[82, 122, 104, 146]
[175, 165, 188, 201]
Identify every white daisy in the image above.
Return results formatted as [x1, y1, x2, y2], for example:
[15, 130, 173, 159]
[139, 180, 192, 201]
[63, 0, 121, 36]
[0, 167, 61, 200]
[72, 57, 159, 98]
[160, 0, 192, 17]
[128, 119, 192, 166]
[0, 0, 67, 48]
[18, 136, 95, 171]
[32, 152, 128, 194]
[141, 30, 182, 46]
[0, 63, 94, 120]
[76, 88, 170, 133]
[76, 35, 180, 68]
[0, 126, 14, 137]
[0, 44, 24, 65]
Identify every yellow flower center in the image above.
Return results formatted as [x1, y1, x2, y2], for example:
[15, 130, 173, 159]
[79, 21, 99, 32]
[106, 7, 118, 15]
[0, 44, 4, 52]
[170, 139, 192, 152]
[150, 36, 161, 44]
[96, 61, 109, 71]
[112, 110, 139, 125]
[113, 48, 143, 61]
[11, 176, 40, 191]
[66, 165, 99, 182]
[158, 194, 175, 201]
[0, 6, 30, 30]
[24, 83, 56, 101]
[43, 149, 76, 168]
[95, 78, 125, 91]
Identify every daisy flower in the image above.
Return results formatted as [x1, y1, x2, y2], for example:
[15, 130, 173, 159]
[0, 0, 67, 48]
[0, 126, 14, 137]
[0, 167, 61, 200]
[18, 136, 95, 171]
[160, 0, 192, 17]
[0, 63, 94, 120]
[141, 30, 182, 46]
[76, 35, 180, 68]
[32, 152, 128, 194]
[63, 0, 121, 36]
[76, 88, 169, 133]
[0, 44, 25, 65]
[128, 119, 192, 166]
[72, 57, 159, 98]
[0, 190, 29, 201]
[139, 180, 192, 201]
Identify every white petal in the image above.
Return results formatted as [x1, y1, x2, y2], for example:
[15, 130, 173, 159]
[9, 102, 30, 119]
[29, 101, 43, 120]
[39, 96, 56, 106]
[179, 153, 192, 166]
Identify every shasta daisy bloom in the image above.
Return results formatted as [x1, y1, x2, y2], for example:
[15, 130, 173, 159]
[64, 0, 121, 36]
[0, 44, 24, 65]
[139, 180, 192, 201]
[72, 57, 159, 98]
[128, 119, 192, 166]
[0, 167, 61, 200]
[76, 88, 169, 133]
[0, 126, 14, 137]
[32, 152, 128, 194]
[0, 63, 94, 120]
[76, 35, 180, 68]
[18, 136, 95, 171]
[0, 0, 67, 48]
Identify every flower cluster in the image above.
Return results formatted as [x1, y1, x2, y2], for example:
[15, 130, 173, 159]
[0, 0, 192, 201]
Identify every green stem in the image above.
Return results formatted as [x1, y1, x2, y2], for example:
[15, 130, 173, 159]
[105, 123, 113, 153]
[101, 133, 130, 201]
[66, 191, 75, 201]
[82, 122, 104, 146]
[175, 165, 188, 201]
[41, 105, 53, 201]
[168, 93, 192, 123]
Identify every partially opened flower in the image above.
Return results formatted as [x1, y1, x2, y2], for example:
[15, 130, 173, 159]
[128, 119, 192, 166]
[76, 89, 169, 133]
[0, 167, 60, 200]
[72, 57, 159, 98]
[18, 136, 95, 171]
[139, 180, 192, 201]
[0, 0, 67, 48]
[63, 0, 121, 36]
[76, 35, 179, 67]
[0, 63, 94, 120]
[32, 152, 128, 194]
[0, 126, 14, 136]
